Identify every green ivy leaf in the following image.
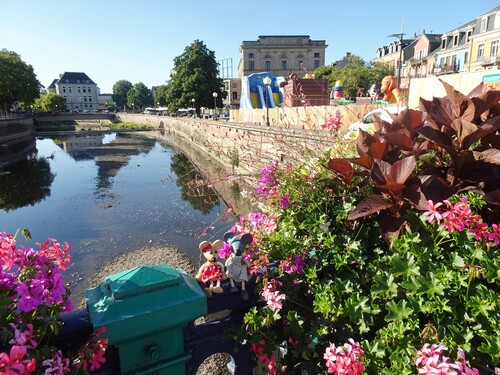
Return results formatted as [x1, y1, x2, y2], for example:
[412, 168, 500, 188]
[384, 300, 414, 322]
[372, 273, 399, 299]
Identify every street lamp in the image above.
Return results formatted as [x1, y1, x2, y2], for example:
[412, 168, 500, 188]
[389, 30, 405, 89]
[263, 76, 271, 126]
[212, 92, 218, 119]
[191, 98, 196, 117]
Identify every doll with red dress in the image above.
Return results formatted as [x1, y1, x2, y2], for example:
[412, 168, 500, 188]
[195, 239, 226, 297]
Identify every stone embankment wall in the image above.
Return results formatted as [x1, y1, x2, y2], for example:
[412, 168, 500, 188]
[0, 117, 36, 166]
[118, 103, 380, 177]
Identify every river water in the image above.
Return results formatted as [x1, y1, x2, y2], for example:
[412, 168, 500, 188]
[0, 132, 240, 302]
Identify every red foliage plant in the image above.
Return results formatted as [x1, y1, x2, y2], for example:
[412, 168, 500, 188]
[327, 79, 500, 240]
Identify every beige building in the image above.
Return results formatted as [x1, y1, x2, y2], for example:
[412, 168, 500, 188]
[223, 78, 241, 110]
[47, 72, 99, 111]
[238, 35, 327, 78]
[468, 6, 500, 72]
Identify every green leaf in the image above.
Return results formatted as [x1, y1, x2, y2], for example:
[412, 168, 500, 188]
[372, 273, 399, 299]
[416, 272, 445, 297]
[384, 300, 414, 322]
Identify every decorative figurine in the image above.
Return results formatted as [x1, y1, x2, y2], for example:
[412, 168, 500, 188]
[224, 231, 253, 300]
[195, 239, 225, 298]
[380, 75, 402, 104]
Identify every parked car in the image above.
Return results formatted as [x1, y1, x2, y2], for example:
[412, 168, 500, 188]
[345, 105, 406, 138]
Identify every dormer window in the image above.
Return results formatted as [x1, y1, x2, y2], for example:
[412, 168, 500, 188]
[481, 17, 488, 32]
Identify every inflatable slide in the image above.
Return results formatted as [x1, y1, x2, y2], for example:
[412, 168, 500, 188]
[240, 72, 283, 110]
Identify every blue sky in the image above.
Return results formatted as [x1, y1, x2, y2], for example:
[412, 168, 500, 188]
[1, 0, 498, 93]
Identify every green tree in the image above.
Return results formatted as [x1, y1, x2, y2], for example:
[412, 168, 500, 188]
[126, 82, 153, 111]
[33, 93, 66, 112]
[154, 85, 168, 107]
[165, 40, 223, 114]
[313, 54, 395, 98]
[112, 80, 133, 110]
[0, 49, 41, 113]
[370, 60, 395, 87]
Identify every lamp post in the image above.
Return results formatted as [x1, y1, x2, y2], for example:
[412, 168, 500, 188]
[212, 92, 218, 119]
[191, 98, 195, 117]
[389, 29, 405, 89]
[263, 76, 271, 126]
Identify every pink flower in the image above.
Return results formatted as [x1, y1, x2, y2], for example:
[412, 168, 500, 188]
[8, 324, 38, 349]
[261, 279, 285, 311]
[415, 343, 457, 375]
[324, 339, 364, 375]
[42, 350, 71, 374]
[218, 242, 232, 259]
[422, 200, 446, 224]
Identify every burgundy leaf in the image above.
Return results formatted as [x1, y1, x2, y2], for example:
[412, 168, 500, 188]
[461, 116, 500, 149]
[474, 149, 500, 165]
[351, 155, 373, 170]
[416, 126, 454, 153]
[470, 90, 500, 120]
[371, 159, 392, 186]
[326, 158, 354, 185]
[347, 195, 395, 220]
[390, 156, 416, 185]
[391, 109, 426, 130]
[439, 78, 475, 122]
[450, 119, 478, 149]
[484, 189, 500, 206]
[402, 178, 429, 211]
[381, 131, 413, 150]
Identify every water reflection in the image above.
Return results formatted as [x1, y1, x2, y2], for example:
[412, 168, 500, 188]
[0, 156, 54, 211]
[171, 152, 221, 214]
[0, 132, 237, 302]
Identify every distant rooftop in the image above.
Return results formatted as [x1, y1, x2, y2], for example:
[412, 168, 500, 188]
[56, 72, 96, 85]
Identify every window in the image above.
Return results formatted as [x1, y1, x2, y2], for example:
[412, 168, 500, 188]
[83, 88, 86, 93]
[298, 60, 303, 69]
[265, 60, 271, 70]
[281, 60, 287, 70]
[478, 44, 485, 58]
[314, 59, 320, 69]
[314, 52, 320, 58]
[62, 87, 66, 93]
[249, 61, 254, 71]
[232, 83, 238, 89]
[69, 87, 72, 93]
[77, 87, 81, 93]
[453, 35, 458, 46]
[466, 30, 472, 43]
[88, 87, 91, 92]
[248, 53, 254, 59]
[232, 92, 238, 100]
[481, 17, 488, 32]
[441, 39, 446, 49]
[496, 13, 500, 29]
[491, 40, 499, 56]
[464, 52, 469, 64]
[84, 96, 87, 102]
[88, 97, 92, 102]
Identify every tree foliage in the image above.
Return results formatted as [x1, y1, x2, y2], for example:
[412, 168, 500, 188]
[112, 80, 133, 110]
[313, 54, 394, 97]
[33, 93, 66, 111]
[126, 82, 153, 110]
[0, 49, 41, 113]
[164, 40, 224, 113]
[154, 85, 168, 107]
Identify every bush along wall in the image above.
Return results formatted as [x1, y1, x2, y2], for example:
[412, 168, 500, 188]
[226, 80, 500, 374]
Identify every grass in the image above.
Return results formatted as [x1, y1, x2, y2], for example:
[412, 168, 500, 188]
[109, 122, 153, 130]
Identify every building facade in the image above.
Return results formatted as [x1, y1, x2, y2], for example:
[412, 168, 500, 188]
[238, 35, 327, 78]
[406, 33, 442, 79]
[434, 21, 475, 75]
[468, 6, 500, 72]
[47, 72, 99, 111]
[223, 78, 241, 109]
[375, 37, 416, 88]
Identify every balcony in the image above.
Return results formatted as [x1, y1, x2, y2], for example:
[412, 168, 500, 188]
[435, 65, 458, 75]
[480, 55, 500, 67]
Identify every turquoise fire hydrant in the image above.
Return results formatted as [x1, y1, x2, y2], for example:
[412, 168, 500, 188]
[86, 264, 207, 374]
